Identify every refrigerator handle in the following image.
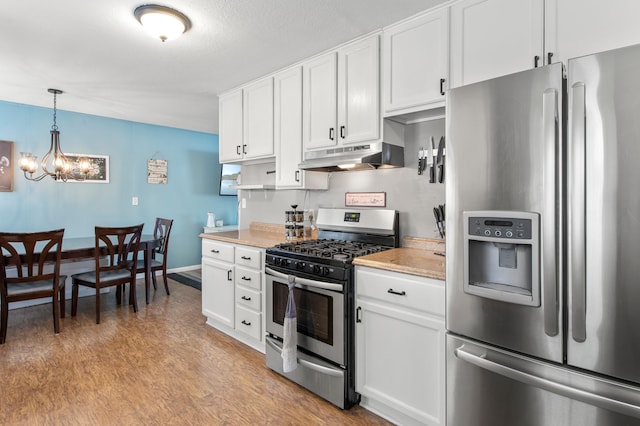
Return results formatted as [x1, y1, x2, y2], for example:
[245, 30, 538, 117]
[542, 88, 559, 337]
[454, 345, 640, 419]
[569, 82, 587, 343]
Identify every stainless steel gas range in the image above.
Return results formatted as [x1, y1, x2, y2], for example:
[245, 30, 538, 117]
[265, 208, 399, 409]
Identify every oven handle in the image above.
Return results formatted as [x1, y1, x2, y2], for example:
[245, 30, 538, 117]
[265, 267, 343, 292]
[266, 338, 343, 378]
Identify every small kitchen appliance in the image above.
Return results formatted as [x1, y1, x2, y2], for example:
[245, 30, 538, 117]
[265, 207, 399, 409]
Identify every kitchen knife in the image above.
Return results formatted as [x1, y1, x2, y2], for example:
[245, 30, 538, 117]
[436, 136, 445, 183]
[438, 204, 446, 237]
[418, 146, 424, 175]
[428, 137, 436, 183]
[433, 207, 444, 238]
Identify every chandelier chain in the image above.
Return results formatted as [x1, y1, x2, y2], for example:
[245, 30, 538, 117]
[52, 91, 58, 131]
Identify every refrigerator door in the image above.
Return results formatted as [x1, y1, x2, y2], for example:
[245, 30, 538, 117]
[567, 43, 640, 384]
[447, 335, 640, 426]
[445, 64, 564, 362]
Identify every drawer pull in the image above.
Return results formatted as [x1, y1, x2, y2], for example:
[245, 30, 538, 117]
[241, 256, 251, 260]
[227, 270, 232, 281]
[387, 288, 406, 296]
[241, 320, 252, 326]
[210, 249, 220, 254]
[241, 276, 251, 281]
[241, 295, 252, 301]
[356, 306, 362, 323]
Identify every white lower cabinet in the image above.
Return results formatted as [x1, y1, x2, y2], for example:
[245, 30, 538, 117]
[202, 239, 265, 352]
[355, 266, 445, 426]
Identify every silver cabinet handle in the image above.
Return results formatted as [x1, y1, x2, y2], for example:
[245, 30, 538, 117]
[454, 345, 640, 419]
[542, 87, 559, 337]
[569, 82, 587, 343]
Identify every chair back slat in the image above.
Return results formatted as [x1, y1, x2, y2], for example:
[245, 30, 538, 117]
[93, 225, 143, 282]
[0, 229, 65, 288]
[153, 218, 173, 257]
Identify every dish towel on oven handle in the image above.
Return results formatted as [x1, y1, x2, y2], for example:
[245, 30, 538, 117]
[282, 275, 298, 372]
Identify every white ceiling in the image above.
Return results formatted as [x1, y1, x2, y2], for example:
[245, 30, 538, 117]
[0, 0, 446, 134]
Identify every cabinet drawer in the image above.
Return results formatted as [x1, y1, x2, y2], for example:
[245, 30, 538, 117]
[356, 267, 445, 317]
[235, 266, 261, 291]
[202, 240, 234, 263]
[235, 246, 262, 269]
[236, 286, 261, 311]
[235, 306, 262, 341]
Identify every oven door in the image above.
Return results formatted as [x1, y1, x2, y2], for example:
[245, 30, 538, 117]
[265, 266, 345, 366]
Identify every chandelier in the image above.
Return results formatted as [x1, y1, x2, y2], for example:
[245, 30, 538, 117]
[19, 89, 90, 182]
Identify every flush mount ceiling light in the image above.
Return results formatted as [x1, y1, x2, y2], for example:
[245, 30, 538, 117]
[134, 4, 192, 42]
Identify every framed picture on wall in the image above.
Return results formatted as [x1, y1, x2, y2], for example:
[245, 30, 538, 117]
[63, 153, 109, 183]
[0, 140, 14, 192]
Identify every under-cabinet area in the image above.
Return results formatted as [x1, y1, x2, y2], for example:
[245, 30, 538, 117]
[355, 266, 445, 426]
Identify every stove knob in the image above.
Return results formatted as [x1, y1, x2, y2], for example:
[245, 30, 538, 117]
[322, 266, 330, 276]
[296, 262, 306, 270]
[273, 257, 281, 266]
[312, 264, 321, 274]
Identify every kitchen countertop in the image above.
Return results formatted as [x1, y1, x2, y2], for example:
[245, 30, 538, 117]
[199, 223, 285, 248]
[201, 225, 446, 279]
[199, 222, 318, 249]
[353, 237, 445, 280]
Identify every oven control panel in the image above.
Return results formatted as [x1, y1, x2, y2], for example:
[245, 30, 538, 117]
[265, 254, 349, 282]
[343, 212, 361, 222]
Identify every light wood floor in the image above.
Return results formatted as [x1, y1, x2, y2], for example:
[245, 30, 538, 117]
[0, 278, 391, 425]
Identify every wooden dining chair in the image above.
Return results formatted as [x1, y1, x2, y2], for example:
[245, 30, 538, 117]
[0, 229, 66, 344]
[71, 224, 143, 324]
[137, 217, 173, 303]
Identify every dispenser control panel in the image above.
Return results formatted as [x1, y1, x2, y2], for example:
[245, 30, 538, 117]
[467, 216, 532, 240]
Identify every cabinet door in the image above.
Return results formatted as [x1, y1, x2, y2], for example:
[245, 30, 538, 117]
[275, 66, 304, 188]
[450, 0, 544, 88]
[219, 89, 243, 162]
[201, 258, 234, 328]
[383, 8, 449, 115]
[303, 52, 338, 150]
[356, 299, 445, 426]
[243, 77, 274, 160]
[337, 35, 380, 145]
[545, 0, 640, 65]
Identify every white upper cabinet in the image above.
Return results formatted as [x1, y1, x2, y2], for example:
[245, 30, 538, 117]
[219, 77, 274, 164]
[218, 89, 243, 163]
[337, 35, 380, 145]
[242, 77, 274, 160]
[383, 8, 449, 116]
[274, 66, 328, 190]
[450, 0, 544, 88]
[545, 0, 640, 66]
[303, 34, 380, 151]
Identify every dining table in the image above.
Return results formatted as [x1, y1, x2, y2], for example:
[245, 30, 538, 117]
[3, 234, 162, 305]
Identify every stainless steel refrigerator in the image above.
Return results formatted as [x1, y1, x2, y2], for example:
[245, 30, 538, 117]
[446, 44, 640, 426]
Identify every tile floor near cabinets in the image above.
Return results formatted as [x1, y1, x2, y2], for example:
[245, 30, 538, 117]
[0, 277, 390, 425]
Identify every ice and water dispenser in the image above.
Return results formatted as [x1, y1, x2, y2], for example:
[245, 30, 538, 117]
[463, 211, 540, 306]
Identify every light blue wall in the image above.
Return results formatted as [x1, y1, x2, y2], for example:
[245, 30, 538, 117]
[0, 100, 237, 269]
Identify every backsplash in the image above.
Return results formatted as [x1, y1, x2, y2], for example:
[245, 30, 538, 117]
[238, 118, 446, 242]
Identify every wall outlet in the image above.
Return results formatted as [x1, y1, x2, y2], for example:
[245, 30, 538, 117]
[241, 198, 247, 209]
[132, 196, 138, 206]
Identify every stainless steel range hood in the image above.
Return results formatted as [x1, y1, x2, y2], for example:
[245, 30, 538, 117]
[298, 142, 404, 172]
